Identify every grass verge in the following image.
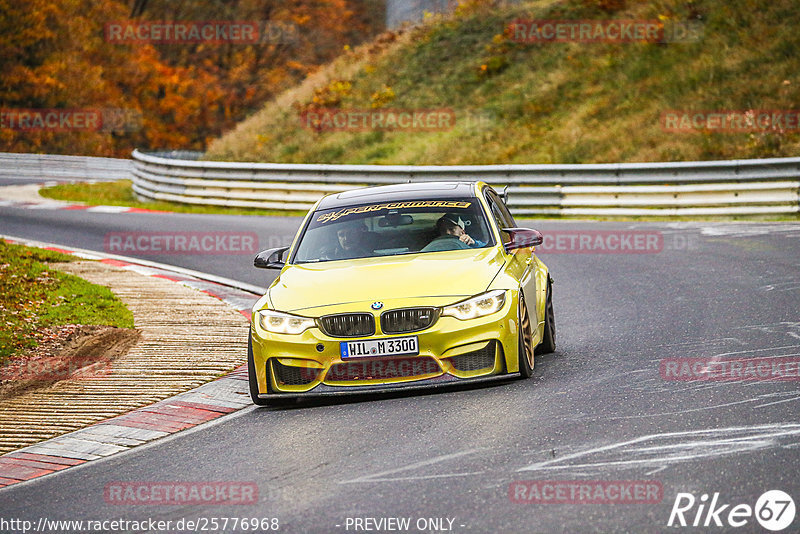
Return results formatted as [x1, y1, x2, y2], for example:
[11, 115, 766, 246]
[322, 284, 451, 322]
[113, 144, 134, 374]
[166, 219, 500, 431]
[205, 0, 800, 165]
[39, 180, 306, 217]
[0, 240, 134, 363]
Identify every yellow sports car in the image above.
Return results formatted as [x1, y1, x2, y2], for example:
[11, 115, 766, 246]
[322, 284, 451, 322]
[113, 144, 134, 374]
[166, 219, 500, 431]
[248, 181, 555, 405]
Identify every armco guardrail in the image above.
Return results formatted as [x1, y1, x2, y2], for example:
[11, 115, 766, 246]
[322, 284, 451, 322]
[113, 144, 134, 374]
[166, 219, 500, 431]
[0, 152, 132, 182]
[132, 150, 800, 216]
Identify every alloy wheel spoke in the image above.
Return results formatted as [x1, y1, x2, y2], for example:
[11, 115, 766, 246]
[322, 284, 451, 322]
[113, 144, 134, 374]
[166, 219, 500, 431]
[521, 301, 534, 367]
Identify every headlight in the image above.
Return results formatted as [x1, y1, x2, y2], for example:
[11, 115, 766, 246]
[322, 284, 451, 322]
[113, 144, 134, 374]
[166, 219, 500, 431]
[442, 290, 506, 320]
[257, 310, 316, 335]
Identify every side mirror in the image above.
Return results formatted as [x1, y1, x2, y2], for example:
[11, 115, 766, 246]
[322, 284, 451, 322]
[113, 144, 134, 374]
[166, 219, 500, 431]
[498, 185, 510, 205]
[254, 246, 290, 269]
[502, 228, 543, 252]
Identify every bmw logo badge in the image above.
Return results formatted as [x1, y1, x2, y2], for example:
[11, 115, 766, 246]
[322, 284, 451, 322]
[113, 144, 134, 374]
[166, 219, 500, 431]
[371, 302, 384, 310]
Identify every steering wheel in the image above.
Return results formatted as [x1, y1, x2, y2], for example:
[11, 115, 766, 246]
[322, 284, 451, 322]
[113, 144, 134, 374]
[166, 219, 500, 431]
[423, 235, 470, 252]
[318, 246, 341, 261]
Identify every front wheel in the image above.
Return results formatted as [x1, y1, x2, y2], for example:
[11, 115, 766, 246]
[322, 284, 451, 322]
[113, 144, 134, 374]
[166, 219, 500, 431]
[518, 293, 535, 378]
[535, 276, 556, 355]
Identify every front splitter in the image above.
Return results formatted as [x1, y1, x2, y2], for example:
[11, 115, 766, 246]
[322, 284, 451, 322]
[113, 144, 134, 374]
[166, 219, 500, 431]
[259, 372, 519, 399]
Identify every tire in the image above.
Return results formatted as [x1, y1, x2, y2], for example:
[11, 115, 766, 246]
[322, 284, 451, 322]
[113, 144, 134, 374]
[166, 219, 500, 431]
[518, 292, 535, 378]
[247, 331, 269, 406]
[535, 276, 556, 355]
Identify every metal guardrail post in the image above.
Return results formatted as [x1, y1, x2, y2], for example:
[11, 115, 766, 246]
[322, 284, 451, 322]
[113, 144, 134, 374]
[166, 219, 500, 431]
[130, 150, 800, 216]
[2, 151, 798, 216]
[0, 152, 133, 181]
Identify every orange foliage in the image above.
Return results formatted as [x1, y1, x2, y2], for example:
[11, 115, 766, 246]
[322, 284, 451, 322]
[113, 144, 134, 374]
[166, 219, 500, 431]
[0, 0, 382, 157]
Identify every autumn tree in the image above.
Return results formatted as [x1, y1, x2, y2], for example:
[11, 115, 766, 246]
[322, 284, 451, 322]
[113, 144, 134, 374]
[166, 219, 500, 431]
[0, 0, 384, 156]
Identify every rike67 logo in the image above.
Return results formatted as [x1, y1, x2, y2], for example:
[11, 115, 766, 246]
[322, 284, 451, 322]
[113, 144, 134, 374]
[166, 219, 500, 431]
[668, 490, 795, 531]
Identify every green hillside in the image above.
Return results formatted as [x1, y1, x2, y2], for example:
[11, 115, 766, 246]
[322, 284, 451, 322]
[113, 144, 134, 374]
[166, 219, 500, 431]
[205, 0, 800, 164]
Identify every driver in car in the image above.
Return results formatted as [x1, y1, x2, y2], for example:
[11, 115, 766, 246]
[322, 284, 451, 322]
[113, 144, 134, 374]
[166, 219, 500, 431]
[333, 222, 372, 259]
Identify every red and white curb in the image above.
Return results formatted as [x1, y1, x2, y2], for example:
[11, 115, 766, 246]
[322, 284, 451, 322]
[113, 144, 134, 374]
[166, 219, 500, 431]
[0, 372, 251, 487]
[1, 236, 265, 318]
[0, 182, 164, 214]
[0, 199, 161, 213]
[0, 237, 264, 490]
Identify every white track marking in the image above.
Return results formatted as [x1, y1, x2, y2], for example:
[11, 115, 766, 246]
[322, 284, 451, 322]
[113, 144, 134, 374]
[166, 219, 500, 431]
[518, 423, 800, 473]
[645, 465, 667, 476]
[340, 449, 484, 484]
[754, 396, 800, 408]
[605, 398, 761, 420]
[346, 472, 486, 483]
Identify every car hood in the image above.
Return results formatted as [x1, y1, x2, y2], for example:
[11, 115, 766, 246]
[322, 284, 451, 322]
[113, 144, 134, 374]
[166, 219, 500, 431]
[269, 248, 506, 313]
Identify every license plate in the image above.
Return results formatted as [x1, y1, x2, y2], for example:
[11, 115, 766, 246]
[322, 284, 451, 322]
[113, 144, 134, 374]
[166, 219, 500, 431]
[340, 336, 419, 359]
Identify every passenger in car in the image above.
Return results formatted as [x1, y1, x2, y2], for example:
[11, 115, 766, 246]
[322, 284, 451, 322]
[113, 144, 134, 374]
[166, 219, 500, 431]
[422, 213, 486, 251]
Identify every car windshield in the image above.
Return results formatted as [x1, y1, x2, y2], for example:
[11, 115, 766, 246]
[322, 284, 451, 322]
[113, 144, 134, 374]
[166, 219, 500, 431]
[292, 198, 495, 263]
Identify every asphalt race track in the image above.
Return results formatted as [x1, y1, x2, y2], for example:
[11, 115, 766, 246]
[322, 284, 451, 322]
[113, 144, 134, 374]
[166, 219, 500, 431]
[2, 182, 800, 533]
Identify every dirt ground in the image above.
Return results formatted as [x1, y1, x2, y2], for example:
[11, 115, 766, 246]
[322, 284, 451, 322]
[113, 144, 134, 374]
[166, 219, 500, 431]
[0, 325, 141, 400]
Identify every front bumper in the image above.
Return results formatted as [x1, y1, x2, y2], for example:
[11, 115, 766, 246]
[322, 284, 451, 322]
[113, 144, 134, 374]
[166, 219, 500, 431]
[250, 296, 521, 397]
